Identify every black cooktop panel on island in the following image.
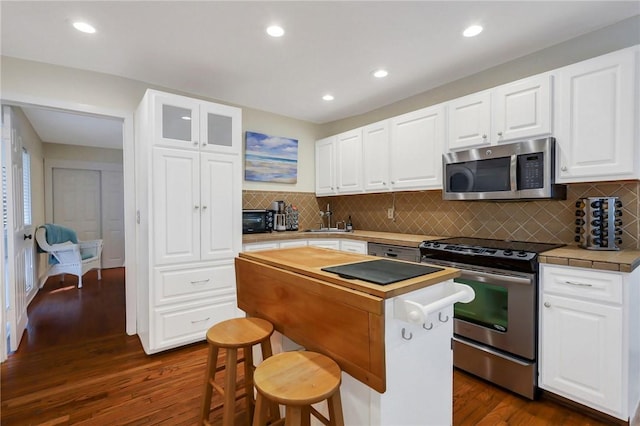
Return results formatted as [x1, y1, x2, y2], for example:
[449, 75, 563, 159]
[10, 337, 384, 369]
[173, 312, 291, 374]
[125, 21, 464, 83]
[419, 237, 565, 273]
[321, 259, 444, 286]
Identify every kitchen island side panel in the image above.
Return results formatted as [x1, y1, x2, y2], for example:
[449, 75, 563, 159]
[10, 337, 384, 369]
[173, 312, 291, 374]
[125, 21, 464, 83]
[235, 257, 386, 392]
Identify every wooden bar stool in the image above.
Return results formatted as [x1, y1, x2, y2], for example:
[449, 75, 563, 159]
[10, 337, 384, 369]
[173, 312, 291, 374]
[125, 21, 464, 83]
[200, 317, 275, 426]
[252, 351, 345, 426]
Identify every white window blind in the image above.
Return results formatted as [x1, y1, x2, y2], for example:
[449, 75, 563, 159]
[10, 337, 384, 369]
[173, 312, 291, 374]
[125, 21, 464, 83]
[22, 147, 32, 226]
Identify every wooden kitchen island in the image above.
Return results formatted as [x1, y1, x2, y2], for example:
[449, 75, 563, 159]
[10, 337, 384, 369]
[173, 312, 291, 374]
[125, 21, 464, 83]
[236, 246, 468, 425]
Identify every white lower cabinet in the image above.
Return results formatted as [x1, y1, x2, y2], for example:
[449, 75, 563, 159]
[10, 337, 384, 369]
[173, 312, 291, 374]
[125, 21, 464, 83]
[539, 264, 640, 421]
[340, 239, 368, 254]
[154, 296, 237, 350]
[278, 240, 308, 249]
[307, 239, 341, 250]
[243, 238, 366, 254]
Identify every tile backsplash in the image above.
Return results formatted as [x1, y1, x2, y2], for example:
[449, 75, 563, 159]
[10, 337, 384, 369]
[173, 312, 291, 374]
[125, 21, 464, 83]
[244, 180, 639, 249]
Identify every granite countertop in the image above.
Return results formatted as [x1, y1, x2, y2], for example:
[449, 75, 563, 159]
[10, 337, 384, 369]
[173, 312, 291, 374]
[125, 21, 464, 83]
[242, 230, 640, 273]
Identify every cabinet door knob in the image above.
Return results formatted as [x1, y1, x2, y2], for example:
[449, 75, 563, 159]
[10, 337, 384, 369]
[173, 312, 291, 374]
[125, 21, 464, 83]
[194, 205, 200, 209]
[193, 141, 199, 146]
[561, 166, 568, 172]
[202, 205, 207, 210]
[482, 134, 487, 139]
[543, 302, 551, 308]
[497, 132, 503, 137]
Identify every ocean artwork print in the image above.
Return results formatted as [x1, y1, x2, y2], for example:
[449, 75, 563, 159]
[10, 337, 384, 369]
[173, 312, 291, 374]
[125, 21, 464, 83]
[245, 131, 298, 183]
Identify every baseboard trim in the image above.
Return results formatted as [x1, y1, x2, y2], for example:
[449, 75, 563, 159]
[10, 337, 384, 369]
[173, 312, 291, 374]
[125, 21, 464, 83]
[540, 390, 628, 426]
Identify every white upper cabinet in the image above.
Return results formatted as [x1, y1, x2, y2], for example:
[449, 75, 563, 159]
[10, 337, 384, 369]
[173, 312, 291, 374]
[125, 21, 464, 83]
[493, 74, 552, 142]
[335, 129, 364, 194]
[152, 90, 240, 154]
[316, 131, 364, 196]
[363, 120, 391, 192]
[315, 136, 337, 196]
[554, 46, 638, 183]
[447, 74, 553, 151]
[447, 90, 492, 150]
[390, 104, 445, 191]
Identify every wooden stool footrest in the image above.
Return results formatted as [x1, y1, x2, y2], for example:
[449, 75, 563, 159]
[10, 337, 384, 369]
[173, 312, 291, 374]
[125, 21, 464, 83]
[309, 406, 330, 426]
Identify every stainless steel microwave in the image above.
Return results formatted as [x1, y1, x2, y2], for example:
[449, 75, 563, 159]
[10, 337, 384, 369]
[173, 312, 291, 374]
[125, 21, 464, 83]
[443, 138, 566, 201]
[242, 209, 274, 234]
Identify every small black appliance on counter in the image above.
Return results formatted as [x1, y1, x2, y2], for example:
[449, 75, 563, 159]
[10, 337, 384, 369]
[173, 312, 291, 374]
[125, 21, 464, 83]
[575, 196, 623, 250]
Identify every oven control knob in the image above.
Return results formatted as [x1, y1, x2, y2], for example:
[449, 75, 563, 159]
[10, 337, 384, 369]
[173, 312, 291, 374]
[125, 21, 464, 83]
[517, 251, 528, 257]
[432, 243, 440, 247]
[503, 249, 513, 256]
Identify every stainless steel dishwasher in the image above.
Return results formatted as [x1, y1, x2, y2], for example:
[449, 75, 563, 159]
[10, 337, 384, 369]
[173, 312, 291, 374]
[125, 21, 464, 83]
[367, 242, 420, 263]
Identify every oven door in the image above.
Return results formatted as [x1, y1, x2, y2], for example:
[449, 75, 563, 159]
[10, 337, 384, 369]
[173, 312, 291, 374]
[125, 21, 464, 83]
[425, 259, 536, 360]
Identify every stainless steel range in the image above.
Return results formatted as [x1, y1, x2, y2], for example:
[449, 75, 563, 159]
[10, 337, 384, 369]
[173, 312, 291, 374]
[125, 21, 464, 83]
[419, 237, 564, 399]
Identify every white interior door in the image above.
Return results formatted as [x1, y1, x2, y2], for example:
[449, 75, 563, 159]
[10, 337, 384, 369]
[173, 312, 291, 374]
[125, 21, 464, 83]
[52, 168, 101, 240]
[2, 106, 28, 353]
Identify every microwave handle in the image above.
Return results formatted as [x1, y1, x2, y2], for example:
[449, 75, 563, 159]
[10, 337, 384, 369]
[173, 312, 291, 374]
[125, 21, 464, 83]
[510, 154, 518, 191]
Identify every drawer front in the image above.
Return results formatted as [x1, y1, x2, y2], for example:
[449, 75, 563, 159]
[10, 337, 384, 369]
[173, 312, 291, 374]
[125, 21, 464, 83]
[154, 297, 238, 350]
[154, 262, 236, 305]
[541, 264, 623, 304]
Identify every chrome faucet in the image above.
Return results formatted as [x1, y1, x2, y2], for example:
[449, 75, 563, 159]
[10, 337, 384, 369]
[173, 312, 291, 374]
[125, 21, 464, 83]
[318, 203, 332, 229]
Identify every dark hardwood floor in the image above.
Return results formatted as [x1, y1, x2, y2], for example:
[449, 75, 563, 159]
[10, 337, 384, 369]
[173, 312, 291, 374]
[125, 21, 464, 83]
[1, 269, 615, 425]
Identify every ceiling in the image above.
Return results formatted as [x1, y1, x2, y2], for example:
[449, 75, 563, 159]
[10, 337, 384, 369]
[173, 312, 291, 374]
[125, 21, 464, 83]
[2, 1, 639, 149]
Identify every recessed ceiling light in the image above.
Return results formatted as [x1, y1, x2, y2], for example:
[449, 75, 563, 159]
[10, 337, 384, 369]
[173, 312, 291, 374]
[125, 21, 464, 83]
[73, 21, 96, 34]
[322, 94, 334, 101]
[463, 25, 483, 37]
[266, 25, 285, 37]
[373, 69, 389, 78]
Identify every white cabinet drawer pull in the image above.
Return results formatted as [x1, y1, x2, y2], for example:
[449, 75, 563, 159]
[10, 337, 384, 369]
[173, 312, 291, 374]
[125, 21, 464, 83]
[190, 279, 211, 285]
[191, 317, 210, 324]
[564, 280, 593, 287]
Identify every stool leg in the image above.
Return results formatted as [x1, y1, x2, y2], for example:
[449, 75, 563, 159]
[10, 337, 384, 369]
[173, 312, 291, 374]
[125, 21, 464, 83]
[200, 344, 219, 425]
[259, 338, 281, 423]
[327, 390, 345, 426]
[252, 391, 268, 426]
[243, 346, 255, 423]
[223, 348, 238, 426]
[284, 406, 304, 426]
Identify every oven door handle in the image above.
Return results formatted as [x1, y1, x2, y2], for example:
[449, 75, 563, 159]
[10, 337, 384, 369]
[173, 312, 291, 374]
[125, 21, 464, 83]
[457, 268, 533, 287]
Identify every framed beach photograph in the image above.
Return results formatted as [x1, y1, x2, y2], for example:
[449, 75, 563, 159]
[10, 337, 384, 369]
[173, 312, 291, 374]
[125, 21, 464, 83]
[245, 131, 298, 183]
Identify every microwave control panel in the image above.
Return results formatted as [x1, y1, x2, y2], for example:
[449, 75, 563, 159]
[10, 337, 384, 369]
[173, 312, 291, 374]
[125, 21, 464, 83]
[517, 152, 543, 190]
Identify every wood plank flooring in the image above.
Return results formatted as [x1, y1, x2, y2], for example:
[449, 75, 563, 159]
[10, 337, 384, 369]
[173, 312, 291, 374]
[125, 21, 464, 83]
[1, 268, 615, 425]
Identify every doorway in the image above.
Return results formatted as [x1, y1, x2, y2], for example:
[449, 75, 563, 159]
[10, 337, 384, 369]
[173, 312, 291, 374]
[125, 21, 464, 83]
[0, 98, 136, 360]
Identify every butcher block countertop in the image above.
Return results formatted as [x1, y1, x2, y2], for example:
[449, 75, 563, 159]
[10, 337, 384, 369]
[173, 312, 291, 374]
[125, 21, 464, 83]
[237, 246, 460, 299]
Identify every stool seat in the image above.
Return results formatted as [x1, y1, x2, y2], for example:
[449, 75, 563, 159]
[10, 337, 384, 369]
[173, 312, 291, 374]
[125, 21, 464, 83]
[254, 351, 341, 405]
[253, 351, 344, 426]
[207, 317, 274, 348]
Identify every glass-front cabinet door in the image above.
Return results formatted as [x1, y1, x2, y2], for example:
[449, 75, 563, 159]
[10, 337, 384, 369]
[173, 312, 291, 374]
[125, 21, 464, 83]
[153, 93, 200, 149]
[200, 102, 241, 154]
